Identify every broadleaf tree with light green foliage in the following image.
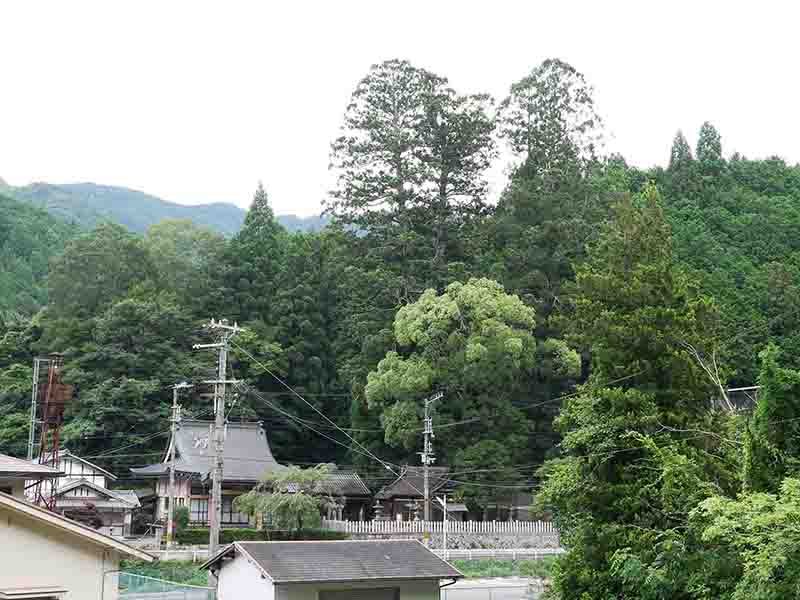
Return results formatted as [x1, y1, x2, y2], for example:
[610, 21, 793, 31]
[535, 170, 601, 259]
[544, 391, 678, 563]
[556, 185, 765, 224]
[365, 277, 579, 511]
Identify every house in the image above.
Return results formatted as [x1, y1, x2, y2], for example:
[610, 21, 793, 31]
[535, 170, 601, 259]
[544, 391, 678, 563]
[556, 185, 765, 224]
[131, 420, 371, 527]
[375, 466, 465, 521]
[0, 490, 152, 600]
[201, 540, 462, 600]
[52, 479, 141, 537]
[0, 453, 62, 498]
[34, 449, 140, 537]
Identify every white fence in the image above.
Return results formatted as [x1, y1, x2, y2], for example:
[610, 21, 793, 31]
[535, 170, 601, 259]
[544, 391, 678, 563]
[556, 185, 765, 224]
[322, 519, 558, 535]
[434, 548, 564, 561]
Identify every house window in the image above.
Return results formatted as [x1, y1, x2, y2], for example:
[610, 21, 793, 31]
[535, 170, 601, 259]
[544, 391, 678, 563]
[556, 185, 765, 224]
[222, 496, 249, 525]
[190, 498, 209, 523]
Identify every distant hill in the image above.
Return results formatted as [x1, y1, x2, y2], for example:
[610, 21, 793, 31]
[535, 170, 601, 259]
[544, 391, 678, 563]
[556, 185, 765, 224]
[1, 181, 329, 235]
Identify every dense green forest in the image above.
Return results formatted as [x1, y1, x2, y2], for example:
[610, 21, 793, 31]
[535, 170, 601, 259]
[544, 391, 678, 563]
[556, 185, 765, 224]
[3, 57, 800, 597]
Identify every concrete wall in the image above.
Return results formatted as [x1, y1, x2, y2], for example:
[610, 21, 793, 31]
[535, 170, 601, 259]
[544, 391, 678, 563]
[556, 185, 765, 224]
[280, 579, 439, 600]
[217, 554, 273, 600]
[0, 505, 120, 600]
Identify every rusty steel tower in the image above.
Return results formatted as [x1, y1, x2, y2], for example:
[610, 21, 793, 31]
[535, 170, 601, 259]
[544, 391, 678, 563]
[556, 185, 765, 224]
[28, 353, 73, 510]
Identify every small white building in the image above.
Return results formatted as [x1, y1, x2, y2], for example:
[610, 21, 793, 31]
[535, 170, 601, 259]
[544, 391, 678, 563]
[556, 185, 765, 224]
[0, 490, 153, 600]
[201, 540, 463, 600]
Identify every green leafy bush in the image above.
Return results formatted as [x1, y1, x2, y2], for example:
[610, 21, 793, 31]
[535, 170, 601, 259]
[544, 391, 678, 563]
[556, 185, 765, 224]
[452, 558, 556, 579]
[175, 528, 348, 545]
[120, 560, 208, 586]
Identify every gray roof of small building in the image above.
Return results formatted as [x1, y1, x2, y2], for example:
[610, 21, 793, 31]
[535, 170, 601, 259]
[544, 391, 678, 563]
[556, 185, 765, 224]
[377, 466, 451, 499]
[204, 540, 462, 583]
[0, 453, 62, 479]
[130, 420, 284, 483]
[54, 478, 140, 508]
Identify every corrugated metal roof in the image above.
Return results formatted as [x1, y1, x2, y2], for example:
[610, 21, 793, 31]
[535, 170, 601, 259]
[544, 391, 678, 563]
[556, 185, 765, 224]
[206, 541, 462, 583]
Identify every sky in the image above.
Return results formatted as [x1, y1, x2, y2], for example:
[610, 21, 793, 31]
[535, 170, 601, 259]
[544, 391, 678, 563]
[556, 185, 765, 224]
[1, 1, 799, 217]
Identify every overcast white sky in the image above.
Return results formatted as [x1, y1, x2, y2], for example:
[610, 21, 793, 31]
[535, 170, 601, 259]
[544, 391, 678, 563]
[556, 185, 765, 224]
[1, 1, 798, 216]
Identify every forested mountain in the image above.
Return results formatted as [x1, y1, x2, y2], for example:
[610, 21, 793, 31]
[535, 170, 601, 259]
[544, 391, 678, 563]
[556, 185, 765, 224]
[0, 194, 76, 314]
[0, 180, 328, 235]
[3, 57, 800, 598]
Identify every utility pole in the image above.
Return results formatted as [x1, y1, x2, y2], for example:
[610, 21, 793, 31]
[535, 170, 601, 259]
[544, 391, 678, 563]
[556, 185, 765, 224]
[420, 391, 443, 545]
[193, 319, 242, 558]
[166, 382, 192, 547]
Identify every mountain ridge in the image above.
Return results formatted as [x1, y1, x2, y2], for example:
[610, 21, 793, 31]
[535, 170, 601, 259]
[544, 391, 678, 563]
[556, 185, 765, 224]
[1, 180, 329, 235]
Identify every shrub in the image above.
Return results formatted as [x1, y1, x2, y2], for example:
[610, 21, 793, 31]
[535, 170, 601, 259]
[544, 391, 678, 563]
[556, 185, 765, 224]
[174, 506, 190, 534]
[175, 528, 349, 545]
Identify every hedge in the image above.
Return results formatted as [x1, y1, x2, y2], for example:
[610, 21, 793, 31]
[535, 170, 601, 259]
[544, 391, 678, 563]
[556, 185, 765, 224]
[176, 528, 349, 545]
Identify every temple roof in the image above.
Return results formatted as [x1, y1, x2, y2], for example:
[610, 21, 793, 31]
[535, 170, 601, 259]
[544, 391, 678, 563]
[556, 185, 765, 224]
[376, 466, 451, 499]
[130, 420, 284, 483]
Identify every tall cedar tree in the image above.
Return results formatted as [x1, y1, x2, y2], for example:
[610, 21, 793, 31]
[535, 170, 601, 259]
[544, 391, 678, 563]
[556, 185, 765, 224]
[539, 185, 727, 599]
[487, 59, 611, 335]
[227, 182, 287, 324]
[326, 58, 495, 301]
[743, 344, 800, 492]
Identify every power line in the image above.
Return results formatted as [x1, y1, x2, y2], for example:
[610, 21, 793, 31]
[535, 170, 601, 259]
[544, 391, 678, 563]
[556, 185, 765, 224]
[231, 340, 414, 477]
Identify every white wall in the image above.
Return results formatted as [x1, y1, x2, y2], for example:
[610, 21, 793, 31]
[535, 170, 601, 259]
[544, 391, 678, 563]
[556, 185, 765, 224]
[282, 579, 440, 600]
[0, 506, 120, 600]
[217, 552, 274, 600]
[57, 456, 107, 489]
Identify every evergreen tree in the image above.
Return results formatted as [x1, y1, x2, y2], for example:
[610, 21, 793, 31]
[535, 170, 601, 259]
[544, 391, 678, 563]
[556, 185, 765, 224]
[669, 130, 694, 171]
[226, 182, 287, 324]
[539, 185, 729, 599]
[743, 344, 800, 492]
[327, 58, 495, 299]
[696, 120, 725, 181]
[696, 121, 723, 165]
[498, 58, 603, 180]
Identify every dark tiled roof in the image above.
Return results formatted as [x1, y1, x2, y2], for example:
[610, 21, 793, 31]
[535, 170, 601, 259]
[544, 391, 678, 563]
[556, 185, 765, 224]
[131, 420, 284, 483]
[315, 471, 370, 496]
[376, 466, 451, 499]
[0, 453, 62, 478]
[213, 541, 462, 583]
